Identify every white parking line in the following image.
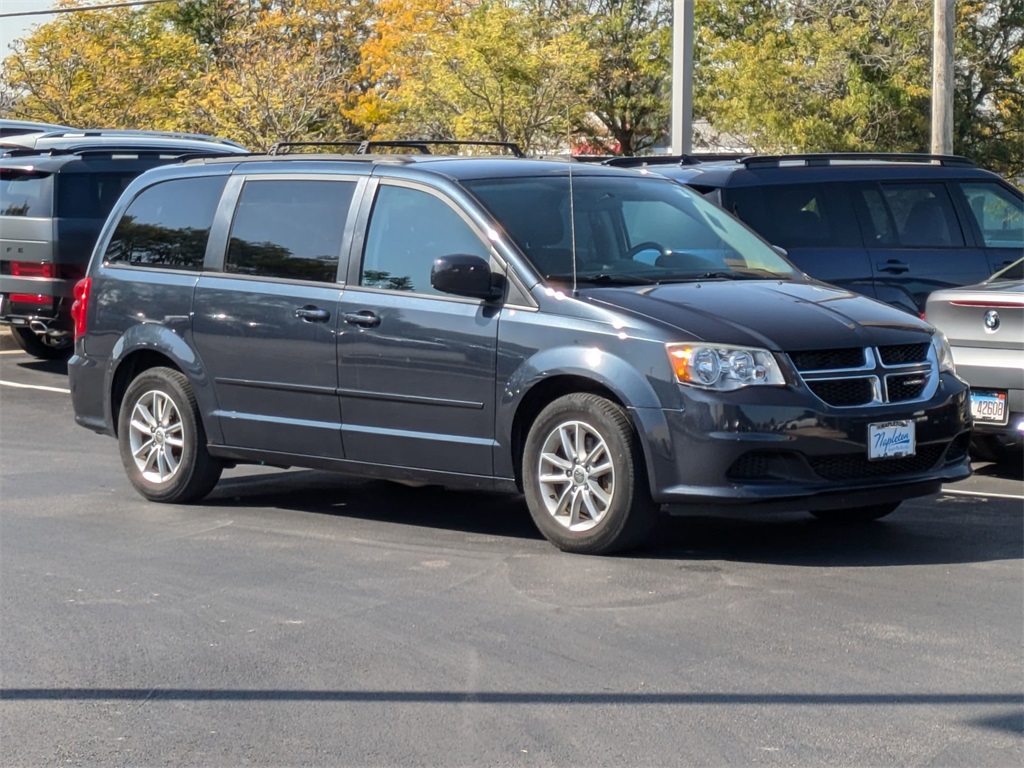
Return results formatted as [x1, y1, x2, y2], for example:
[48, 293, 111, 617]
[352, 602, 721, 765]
[0, 349, 26, 355]
[0, 379, 70, 394]
[943, 488, 1024, 501]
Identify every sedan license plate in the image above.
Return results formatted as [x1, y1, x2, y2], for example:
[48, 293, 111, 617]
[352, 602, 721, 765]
[970, 390, 1008, 425]
[868, 420, 916, 460]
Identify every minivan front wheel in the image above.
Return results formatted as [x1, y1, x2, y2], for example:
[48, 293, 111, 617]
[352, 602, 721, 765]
[118, 367, 222, 503]
[10, 326, 73, 360]
[523, 393, 658, 555]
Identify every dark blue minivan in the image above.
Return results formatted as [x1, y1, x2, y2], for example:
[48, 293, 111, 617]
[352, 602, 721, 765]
[68, 151, 973, 554]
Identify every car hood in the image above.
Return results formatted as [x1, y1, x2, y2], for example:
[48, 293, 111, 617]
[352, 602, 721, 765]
[584, 280, 934, 351]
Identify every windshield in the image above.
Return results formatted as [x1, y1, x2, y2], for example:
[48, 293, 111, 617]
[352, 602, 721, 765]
[463, 174, 800, 284]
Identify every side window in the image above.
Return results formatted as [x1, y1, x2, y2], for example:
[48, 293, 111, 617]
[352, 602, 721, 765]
[958, 182, 1023, 249]
[225, 179, 355, 283]
[0, 170, 52, 217]
[727, 183, 859, 248]
[361, 185, 490, 295]
[105, 176, 226, 270]
[877, 183, 965, 248]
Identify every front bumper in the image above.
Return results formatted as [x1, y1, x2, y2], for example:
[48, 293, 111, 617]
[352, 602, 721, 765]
[635, 373, 972, 511]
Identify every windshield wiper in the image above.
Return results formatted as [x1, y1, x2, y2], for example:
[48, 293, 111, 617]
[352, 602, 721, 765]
[544, 273, 658, 286]
[682, 271, 781, 281]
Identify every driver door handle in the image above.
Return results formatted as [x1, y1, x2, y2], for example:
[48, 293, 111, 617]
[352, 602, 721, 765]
[876, 260, 910, 274]
[343, 311, 381, 328]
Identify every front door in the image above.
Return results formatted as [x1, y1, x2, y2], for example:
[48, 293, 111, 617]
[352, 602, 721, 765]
[336, 181, 501, 477]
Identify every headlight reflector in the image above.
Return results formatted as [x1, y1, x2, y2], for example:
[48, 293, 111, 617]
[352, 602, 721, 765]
[666, 343, 785, 390]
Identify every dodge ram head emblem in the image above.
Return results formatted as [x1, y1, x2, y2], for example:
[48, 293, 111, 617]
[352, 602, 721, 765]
[984, 310, 1000, 332]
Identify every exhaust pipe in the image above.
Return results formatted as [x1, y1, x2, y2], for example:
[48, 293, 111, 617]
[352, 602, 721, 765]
[28, 320, 70, 339]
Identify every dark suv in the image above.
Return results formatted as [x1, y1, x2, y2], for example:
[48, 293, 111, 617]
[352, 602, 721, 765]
[0, 131, 247, 358]
[69, 150, 972, 554]
[613, 153, 1024, 315]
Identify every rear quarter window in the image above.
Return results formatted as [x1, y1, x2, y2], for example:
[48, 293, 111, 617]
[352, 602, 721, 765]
[0, 169, 53, 217]
[104, 176, 227, 270]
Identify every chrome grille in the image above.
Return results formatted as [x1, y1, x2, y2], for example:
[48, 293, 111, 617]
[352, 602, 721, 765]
[806, 378, 875, 407]
[789, 341, 937, 408]
[879, 343, 930, 366]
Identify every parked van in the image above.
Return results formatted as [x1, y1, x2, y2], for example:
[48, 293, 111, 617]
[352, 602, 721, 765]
[0, 131, 247, 358]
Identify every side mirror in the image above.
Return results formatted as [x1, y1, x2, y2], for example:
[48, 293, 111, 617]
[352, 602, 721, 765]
[431, 254, 501, 300]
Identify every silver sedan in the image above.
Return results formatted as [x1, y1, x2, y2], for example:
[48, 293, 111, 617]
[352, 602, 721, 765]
[926, 259, 1024, 465]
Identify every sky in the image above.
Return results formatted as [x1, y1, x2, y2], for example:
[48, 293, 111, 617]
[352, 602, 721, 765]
[1, 0, 56, 57]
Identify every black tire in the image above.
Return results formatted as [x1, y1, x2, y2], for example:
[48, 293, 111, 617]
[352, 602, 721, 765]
[10, 326, 73, 360]
[117, 367, 222, 503]
[522, 393, 658, 555]
[810, 502, 901, 523]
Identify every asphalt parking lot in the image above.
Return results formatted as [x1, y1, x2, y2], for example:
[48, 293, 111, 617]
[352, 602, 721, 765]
[1, 328, 1021, 766]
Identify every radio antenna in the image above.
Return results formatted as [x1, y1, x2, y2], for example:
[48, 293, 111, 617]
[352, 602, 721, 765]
[567, 110, 578, 296]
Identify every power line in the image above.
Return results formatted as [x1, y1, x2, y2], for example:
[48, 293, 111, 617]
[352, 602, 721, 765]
[0, 0, 177, 19]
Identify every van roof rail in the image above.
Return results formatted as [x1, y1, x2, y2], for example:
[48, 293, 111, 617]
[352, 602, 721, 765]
[269, 139, 525, 157]
[739, 153, 976, 169]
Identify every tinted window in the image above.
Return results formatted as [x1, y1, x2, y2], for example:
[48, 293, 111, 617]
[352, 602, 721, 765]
[104, 176, 226, 270]
[0, 170, 52, 217]
[225, 179, 354, 282]
[361, 185, 489, 294]
[57, 172, 141, 219]
[870, 183, 965, 248]
[727, 183, 860, 248]
[959, 182, 1023, 249]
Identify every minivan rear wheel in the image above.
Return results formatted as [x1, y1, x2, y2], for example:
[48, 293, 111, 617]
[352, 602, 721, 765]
[523, 393, 658, 554]
[810, 502, 900, 523]
[10, 326, 73, 360]
[118, 367, 222, 503]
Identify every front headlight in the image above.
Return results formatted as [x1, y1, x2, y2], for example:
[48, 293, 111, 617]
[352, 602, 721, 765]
[665, 343, 785, 390]
[932, 331, 956, 374]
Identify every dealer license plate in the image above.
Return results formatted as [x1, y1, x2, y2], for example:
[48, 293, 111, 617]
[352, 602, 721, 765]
[868, 420, 916, 460]
[969, 390, 1008, 425]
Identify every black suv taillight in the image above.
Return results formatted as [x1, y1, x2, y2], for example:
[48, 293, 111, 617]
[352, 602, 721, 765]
[71, 277, 91, 339]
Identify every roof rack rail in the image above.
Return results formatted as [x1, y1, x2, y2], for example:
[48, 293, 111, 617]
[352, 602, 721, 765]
[21, 129, 246, 149]
[739, 152, 976, 169]
[269, 139, 525, 157]
[601, 153, 746, 168]
[1, 146, 244, 160]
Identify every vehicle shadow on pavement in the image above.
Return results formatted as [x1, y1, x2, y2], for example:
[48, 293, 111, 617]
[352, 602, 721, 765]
[10, 358, 69, 376]
[971, 459, 1023, 481]
[206, 468, 1021, 567]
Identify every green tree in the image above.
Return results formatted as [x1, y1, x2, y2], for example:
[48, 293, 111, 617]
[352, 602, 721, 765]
[383, 0, 597, 153]
[2, 1, 203, 129]
[578, 0, 673, 155]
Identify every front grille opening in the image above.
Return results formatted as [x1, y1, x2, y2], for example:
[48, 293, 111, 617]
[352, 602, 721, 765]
[806, 377, 875, 406]
[808, 445, 945, 480]
[726, 451, 807, 482]
[879, 343, 930, 365]
[887, 373, 930, 402]
[789, 347, 865, 371]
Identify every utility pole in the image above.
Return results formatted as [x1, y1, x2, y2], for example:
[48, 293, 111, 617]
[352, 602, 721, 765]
[930, 0, 954, 155]
[671, 0, 694, 155]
